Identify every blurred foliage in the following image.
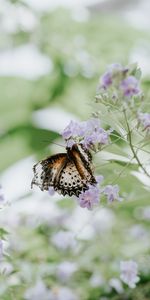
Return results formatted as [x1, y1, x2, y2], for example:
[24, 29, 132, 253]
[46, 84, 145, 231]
[1, 3, 150, 171]
[0, 1, 150, 300]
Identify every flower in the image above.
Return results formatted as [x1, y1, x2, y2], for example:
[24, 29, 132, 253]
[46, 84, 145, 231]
[103, 184, 122, 202]
[49, 287, 78, 300]
[95, 175, 104, 184]
[141, 206, 150, 220]
[98, 63, 126, 90]
[48, 187, 55, 196]
[25, 283, 78, 300]
[109, 63, 125, 72]
[100, 71, 113, 88]
[120, 76, 141, 97]
[56, 261, 77, 282]
[120, 260, 140, 288]
[62, 118, 111, 150]
[138, 112, 150, 132]
[84, 127, 109, 148]
[62, 120, 85, 140]
[83, 119, 110, 148]
[77, 185, 100, 210]
[24, 280, 50, 300]
[97, 63, 142, 103]
[85, 118, 101, 131]
[109, 278, 124, 293]
[51, 231, 76, 250]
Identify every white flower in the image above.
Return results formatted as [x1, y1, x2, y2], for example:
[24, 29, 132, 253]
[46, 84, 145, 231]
[24, 280, 50, 300]
[120, 260, 140, 288]
[49, 287, 78, 300]
[109, 278, 124, 293]
[56, 261, 77, 281]
[51, 231, 76, 250]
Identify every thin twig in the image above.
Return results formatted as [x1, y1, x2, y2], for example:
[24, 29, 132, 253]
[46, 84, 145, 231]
[123, 109, 150, 178]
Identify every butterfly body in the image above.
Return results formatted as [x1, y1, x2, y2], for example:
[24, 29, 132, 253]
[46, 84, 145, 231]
[31, 144, 96, 197]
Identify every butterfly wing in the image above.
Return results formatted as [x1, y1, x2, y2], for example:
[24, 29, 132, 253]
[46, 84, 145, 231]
[54, 160, 88, 197]
[31, 153, 67, 191]
[55, 144, 97, 197]
[31, 144, 96, 197]
[67, 144, 96, 185]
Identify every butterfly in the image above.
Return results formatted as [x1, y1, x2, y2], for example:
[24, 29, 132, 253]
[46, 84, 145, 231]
[31, 143, 97, 197]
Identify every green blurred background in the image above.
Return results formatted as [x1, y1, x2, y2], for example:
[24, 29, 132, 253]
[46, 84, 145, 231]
[1, 0, 150, 172]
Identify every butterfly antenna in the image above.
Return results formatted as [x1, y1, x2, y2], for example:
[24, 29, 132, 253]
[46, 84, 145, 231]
[42, 140, 65, 148]
[51, 141, 65, 148]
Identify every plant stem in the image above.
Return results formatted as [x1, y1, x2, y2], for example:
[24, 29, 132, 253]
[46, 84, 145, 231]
[123, 109, 150, 178]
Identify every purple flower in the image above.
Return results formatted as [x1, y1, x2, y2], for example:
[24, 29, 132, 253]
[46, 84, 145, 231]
[62, 120, 85, 140]
[98, 63, 125, 90]
[95, 175, 104, 183]
[120, 260, 140, 288]
[101, 71, 113, 88]
[83, 120, 111, 148]
[85, 118, 101, 131]
[78, 185, 100, 210]
[138, 112, 150, 131]
[120, 76, 141, 97]
[48, 187, 55, 196]
[84, 128, 109, 148]
[109, 63, 124, 70]
[62, 118, 111, 150]
[103, 185, 122, 202]
[66, 138, 76, 148]
[56, 261, 77, 281]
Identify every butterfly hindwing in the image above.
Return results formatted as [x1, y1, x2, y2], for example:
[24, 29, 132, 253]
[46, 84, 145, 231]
[54, 160, 87, 197]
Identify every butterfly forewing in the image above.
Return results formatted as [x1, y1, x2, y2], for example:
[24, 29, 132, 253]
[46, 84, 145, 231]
[31, 144, 96, 197]
[31, 153, 67, 191]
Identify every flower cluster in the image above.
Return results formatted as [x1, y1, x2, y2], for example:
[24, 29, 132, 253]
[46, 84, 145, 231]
[77, 184, 101, 210]
[97, 63, 141, 100]
[76, 179, 122, 210]
[120, 260, 140, 288]
[62, 118, 112, 150]
[120, 76, 140, 98]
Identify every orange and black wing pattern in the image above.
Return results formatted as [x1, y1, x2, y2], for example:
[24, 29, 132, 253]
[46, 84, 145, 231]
[31, 153, 67, 191]
[31, 144, 96, 197]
